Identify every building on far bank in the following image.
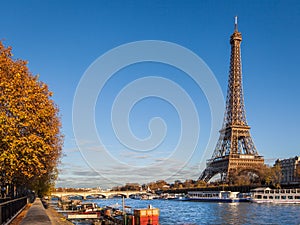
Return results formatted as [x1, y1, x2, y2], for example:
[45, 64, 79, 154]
[275, 156, 300, 184]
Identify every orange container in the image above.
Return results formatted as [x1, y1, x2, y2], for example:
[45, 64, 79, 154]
[134, 209, 159, 216]
[134, 209, 147, 217]
[134, 208, 160, 225]
[135, 216, 159, 225]
[152, 209, 159, 216]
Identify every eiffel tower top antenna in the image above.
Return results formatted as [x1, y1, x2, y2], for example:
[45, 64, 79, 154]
[234, 16, 238, 31]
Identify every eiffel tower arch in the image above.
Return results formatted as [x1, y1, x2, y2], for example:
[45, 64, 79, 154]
[199, 17, 264, 183]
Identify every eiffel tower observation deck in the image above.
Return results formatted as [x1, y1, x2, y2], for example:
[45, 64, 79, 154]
[199, 17, 264, 183]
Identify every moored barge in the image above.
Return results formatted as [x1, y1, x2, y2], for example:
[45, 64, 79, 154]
[187, 191, 245, 203]
[250, 187, 300, 204]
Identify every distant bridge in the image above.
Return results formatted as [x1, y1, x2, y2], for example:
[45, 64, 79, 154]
[51, 190, 147, 199]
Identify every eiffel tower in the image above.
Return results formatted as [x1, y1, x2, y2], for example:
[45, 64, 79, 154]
[199, 17, 264, 182]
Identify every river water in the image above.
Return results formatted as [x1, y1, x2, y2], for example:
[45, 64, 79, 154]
[87, 198, 300, 225]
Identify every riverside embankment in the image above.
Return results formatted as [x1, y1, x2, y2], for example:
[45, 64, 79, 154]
[11, 198, 72, 225]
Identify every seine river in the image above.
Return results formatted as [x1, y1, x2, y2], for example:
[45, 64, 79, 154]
[87, 198, 300, 225]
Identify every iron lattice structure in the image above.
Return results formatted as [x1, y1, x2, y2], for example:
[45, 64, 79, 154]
[199, 18, 264, 182]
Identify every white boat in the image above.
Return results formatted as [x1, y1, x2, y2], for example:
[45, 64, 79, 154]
[250, 187, 300, 204]
[129, 194, 142, 200]
[187, 191, 241, 202]
[76, 202, 100, 212]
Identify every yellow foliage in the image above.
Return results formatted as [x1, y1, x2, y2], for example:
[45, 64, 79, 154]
[0, 41, 63, 193]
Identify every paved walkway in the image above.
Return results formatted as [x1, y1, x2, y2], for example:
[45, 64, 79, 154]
[20, 198, 51, 225]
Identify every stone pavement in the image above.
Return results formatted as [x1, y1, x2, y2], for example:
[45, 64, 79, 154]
[20, 198, 51, 225]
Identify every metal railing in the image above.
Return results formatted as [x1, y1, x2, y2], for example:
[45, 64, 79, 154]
[0, 196, 28, 225]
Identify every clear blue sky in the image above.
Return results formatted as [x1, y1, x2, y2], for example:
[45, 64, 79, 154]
[1, 0, 299, 188]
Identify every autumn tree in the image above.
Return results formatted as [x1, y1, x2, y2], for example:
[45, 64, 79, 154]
[270, 164, 282, 188]
[194, 180, 207, 188]
[0, 41, 63, 197]
[296, 165, 300, 182]
[259, 164, 282, 188]
[228, 167, 262, 186]
[173, 180, 183, 189]
[183, 179, 195, 188]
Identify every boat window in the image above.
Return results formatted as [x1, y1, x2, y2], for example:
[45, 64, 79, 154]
[270, 190, 274, 194]
[286, 190, 290, 194]
[295, 196, 300, 199]
[269, 196, 273, 199]
[281, 196, 286, 199]
[275, 190, 280, 193]
[265, 190, 269, 194]
[297, 190, 300, 194]
[275, 196, 280, 199]
[263, 196, 268, 199]
[256, 195, 262, 199]
[288, 196, 293, 199]
[291, 190, 296, 193]
[281, 190, 285, 194]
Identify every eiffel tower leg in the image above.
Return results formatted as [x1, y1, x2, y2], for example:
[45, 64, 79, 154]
[221, 172, 226, 182]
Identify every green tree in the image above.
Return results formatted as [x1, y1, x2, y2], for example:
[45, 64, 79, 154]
[0, 41, 63, 196]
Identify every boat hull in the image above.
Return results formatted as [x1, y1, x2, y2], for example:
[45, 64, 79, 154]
[250, 199, 300, 204]
[186, 198, 240, 203]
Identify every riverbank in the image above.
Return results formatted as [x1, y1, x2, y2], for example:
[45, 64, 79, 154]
[46, 206, 73, 225]
[10, 198, 73, 225]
